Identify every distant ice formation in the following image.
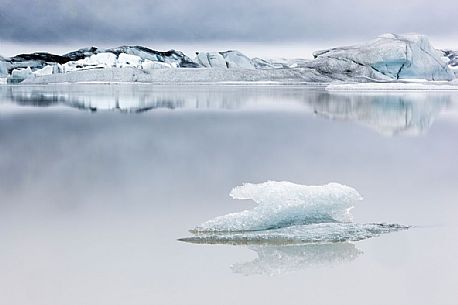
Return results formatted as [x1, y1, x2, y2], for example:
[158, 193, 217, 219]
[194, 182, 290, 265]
[1, 33, 457, 84]
[179, 181, 408, 245]
[309, 34, 454, 81]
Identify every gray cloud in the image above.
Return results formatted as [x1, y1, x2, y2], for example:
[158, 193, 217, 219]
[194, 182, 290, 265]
[0, 0, 457, 44]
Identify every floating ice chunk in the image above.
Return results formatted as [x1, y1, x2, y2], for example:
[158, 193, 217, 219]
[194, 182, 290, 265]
[116, 53, 142, 68]
[193, 182, 363, 232]
[0, 77, 6, 84]
[181, 181, 409, 245]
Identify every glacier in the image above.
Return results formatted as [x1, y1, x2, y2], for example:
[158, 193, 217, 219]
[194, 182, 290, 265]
[180, 181, 408, 245]
[0, 33, 457, 84]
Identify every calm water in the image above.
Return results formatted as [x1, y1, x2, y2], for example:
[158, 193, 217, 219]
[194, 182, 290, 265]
[0, 84, 457, 305]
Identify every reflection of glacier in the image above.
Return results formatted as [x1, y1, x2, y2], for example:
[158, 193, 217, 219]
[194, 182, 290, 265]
[311, 93, 450, 136]
[0, 85, 454, 135]
[0, 84, 313, 112]
[232, 243, 361, 276]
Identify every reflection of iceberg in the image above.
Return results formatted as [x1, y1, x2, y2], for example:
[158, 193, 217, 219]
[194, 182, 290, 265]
[180, 181, 408, 244]
[231, 243, 361, 276]
[1, 85, 453, 136]
[310, 92, 450, 136]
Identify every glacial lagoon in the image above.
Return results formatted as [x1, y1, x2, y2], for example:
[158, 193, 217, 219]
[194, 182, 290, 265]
[0, 84, 457, 305]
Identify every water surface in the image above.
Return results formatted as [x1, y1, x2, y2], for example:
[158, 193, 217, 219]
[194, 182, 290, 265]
[0, 84, 457, 305]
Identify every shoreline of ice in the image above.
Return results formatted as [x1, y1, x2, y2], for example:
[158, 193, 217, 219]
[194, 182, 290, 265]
[326, 81, 458, 91]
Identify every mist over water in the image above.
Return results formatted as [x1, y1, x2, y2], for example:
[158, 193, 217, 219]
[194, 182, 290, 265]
[0, 85, 457, 305]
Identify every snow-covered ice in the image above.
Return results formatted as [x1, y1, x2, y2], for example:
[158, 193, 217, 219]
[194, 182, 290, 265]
[116, 53, 142, 68]
[141, 60, 174, 70]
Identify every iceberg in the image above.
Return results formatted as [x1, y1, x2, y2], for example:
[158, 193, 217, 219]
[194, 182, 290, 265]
[180, 181, 408, 244]
[100, 46, 199, 68]
[195, 51, 256, 69]
[193, 182, 362, 232]
[195, 52, 226, 68]
[309, 34, 454, 81]
[221, 51, 256, 69]
[63, 52, 117, 72]
[32, 65, 54, 77]
[141, 60, 174, 70]
[11, 67, 33, 81]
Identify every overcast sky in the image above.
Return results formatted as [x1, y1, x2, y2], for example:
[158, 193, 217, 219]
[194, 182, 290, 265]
[1, 0, 457, 57]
